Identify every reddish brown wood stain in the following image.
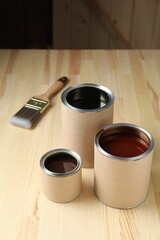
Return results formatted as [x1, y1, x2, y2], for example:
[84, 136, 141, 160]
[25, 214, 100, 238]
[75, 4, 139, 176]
[44, 154, 77, 173]
[100, 133, 149, 158]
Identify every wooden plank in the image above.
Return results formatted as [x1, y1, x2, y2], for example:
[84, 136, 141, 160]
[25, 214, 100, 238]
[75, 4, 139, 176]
[110, 0, 134, 40]
[90, 0, 112, 48]
[84, 0, 132, 49]
[90, 12, 110, 48]
[108, 0, 134, 48]
[131, 0, 157, 48]
[152, 1, 160, 48]
[53, 0, 72, 48]
[71, 0, 90, 48]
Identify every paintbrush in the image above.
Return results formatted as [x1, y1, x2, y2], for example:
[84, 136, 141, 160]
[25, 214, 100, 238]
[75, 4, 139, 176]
[10, 76, 69, 129]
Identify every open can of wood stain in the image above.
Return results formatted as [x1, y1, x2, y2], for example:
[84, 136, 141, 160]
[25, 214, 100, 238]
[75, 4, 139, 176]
[94, 123, 154, 209]
[40, 149, 82, 202]
[61, 83, 115, 168]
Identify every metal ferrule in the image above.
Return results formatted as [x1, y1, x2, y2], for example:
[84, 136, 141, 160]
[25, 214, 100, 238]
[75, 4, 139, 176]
[25, 97, 50, 113]
[61, 83, 115, 112]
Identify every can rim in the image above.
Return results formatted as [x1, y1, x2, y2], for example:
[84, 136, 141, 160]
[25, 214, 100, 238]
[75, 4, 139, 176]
[95, 123, 154, 161]
[61, 83, 115, 112]
[40, 149, 82, 177]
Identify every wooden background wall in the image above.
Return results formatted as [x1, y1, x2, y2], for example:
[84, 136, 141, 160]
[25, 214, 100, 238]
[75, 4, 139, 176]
[53, 0, 160, 49]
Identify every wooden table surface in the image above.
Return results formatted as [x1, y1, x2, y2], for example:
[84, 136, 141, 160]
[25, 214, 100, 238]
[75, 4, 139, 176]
[0, 50, 160, 240]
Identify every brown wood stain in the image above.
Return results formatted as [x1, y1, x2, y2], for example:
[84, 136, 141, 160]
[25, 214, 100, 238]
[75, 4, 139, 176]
[44, 154, 77, 173]
[100, 133, 149, 158]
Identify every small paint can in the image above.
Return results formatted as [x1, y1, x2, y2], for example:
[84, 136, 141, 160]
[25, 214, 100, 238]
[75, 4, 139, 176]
[94, 123, 154, 209]
[40, 149, 82, 203]
[61, 83, 115, 168]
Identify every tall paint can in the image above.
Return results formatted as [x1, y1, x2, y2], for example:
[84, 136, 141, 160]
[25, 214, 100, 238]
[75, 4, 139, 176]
[61, 83, 115, 168]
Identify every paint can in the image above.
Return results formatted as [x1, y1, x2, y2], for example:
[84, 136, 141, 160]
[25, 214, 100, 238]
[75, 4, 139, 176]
[94, 123, 154, 209]
[61, 83, 115, 168]
[40, 148, 82, 202]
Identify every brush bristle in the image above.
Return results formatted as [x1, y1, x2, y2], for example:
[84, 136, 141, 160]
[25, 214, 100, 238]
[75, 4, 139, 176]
[10, 107, 41, 129]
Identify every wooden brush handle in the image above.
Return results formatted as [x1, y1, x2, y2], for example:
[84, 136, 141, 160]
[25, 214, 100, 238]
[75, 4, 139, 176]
[38, 76, 69, 101]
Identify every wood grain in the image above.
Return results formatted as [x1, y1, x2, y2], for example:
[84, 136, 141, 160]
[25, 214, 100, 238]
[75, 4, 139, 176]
[90, 0, 111, 48]
[0, 50, 160, 239]
[108, 0, 134, 48]
[53, 0, 72, 49]
[152, 0, 160, 48]
[71, 0, 90, 48]
[53, 0, 160, 49]
[131, 0, 157, 48]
